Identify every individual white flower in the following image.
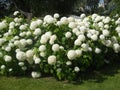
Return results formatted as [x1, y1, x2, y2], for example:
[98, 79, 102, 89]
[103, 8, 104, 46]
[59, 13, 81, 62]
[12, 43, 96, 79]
[103, 17, 111, 24]
[14, 36, 19, 40]
[15, 49, 20, 52]
[31, 71, 41, 79]
[40, 35, 49, 44]
[45, 31, 52, 38]
[113, 43, 120, 53]
[36, 19, 43, 25]
[88, 47, 92, 52]
[68, 17, 75, 22]
[60, 17, 68, 25]
[50, 35, 57, 41]
[34, 58, 41, 64]
[59, 46, 64, 50]
[13, 11, 19, 16]
[67, 50, 77, 60]
[99, 34, 105, 40]
[48, 55, 57, 65]
[44, 15, 55, 24]
[33, 28, 41, 36]
[72, 28, 79, 34]
[0, 22, 7, 30]
[65, 32, 72, 38]
[95, 48, 101, 54]
[16, 51, 26, 61]
[26, 50, 34, 59]
[52, 44, 60, 52]
[40, 52, 46, 57]
[14, 17, 19, 23]
[104, 24, 109, 29]
[81, 43, 89, 51]
[18, 62, 24, 66]
[68, 22, 77, 29]
[54, 13, 60, 19]
[75, 50, 82, 57]
[19, 25, 27, 30]
[116, 26, 120, 33]
[80, 14, 86, 19]
[78, 34, 86, 42]
[102, 30, 109, 37]
[56, 21, 62, 26]
[9, 68, 13, 72]
[80, 26, 86, 33]
[4, 55, 12, 62]
[104, 40, 112, 47]
[22, 66, 27, 71]
[30, 21, 38, 30]
[39, 45, 46, 52]
[1, 65, 5, 69]
[5, 46, 11, 52]
[19, 32, 26, 37]
[26, 31, 32, 36]
[74, 39, 82, 46]
[94, 16, 101, 22]
[14, 40, 20, 46]
[26, 39, 33, 45]
[74, 66, 80, 72]
[66, 61, 72, 66]
[91, 34, 98, 41]
[98, 22, 104, 28]
[19, 39, 27, 48]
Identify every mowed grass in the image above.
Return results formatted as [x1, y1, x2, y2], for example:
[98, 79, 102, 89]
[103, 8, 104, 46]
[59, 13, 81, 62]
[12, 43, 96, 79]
[0, 62, 120, 90]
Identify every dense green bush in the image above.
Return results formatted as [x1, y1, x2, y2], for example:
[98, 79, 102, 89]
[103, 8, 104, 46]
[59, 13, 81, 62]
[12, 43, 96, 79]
[0, 11, 120, 80]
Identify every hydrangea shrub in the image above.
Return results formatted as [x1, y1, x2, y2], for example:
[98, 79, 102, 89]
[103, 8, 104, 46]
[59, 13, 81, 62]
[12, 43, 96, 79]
[0, 11, 120, 80]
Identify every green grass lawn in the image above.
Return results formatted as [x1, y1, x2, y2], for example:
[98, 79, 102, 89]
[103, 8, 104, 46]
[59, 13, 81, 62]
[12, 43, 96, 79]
[0, 62, 120, 90]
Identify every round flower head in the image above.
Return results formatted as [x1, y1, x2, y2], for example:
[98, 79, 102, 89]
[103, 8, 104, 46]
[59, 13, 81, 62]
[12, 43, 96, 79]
[26, 39, 33, 45]
[95, 48, 101, 54]
[54, 13, 60, 19]
[78, 34, 86, 42]
[102, 30, 109, 37]
[75, 50, 82, 57]
[30, 21, 38, 30]
[74, 66, 80, 72]
[4, 55, 12, 62]
[39, 45, 46, 52]
[18, 62, 24, 66]
[74, 39, 82, 46]
[13, 11, 19, 16]
[68, 22, 77, 29]
[44, 15, 55, 24]
[65, 32, 72, 38]
[26, 50, 34, 59]
[40, 52, 46, 57]
[48, 55, 57, 65]
[60, 17, 68, 25]
[0, 22, 7, 30]
[16, 51, 26, 61]
[52, 44, 60, 52]
[34, 58, 41, 64]
[67, 50, 77, 60]
[66, 61, 72, 66]
[91, 34, 98, 41]
[33, 28, 41, 36]
[5, 46, 11, 52]
[1, 65, 5, 69]
[31, 71, 41, 79]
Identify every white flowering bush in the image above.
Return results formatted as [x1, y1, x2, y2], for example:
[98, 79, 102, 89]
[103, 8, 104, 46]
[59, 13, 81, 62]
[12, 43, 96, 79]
[0, 11, 120, 80]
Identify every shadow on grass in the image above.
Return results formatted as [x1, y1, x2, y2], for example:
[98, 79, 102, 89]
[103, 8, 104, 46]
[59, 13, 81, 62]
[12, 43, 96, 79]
[72, 61, 120, 85]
